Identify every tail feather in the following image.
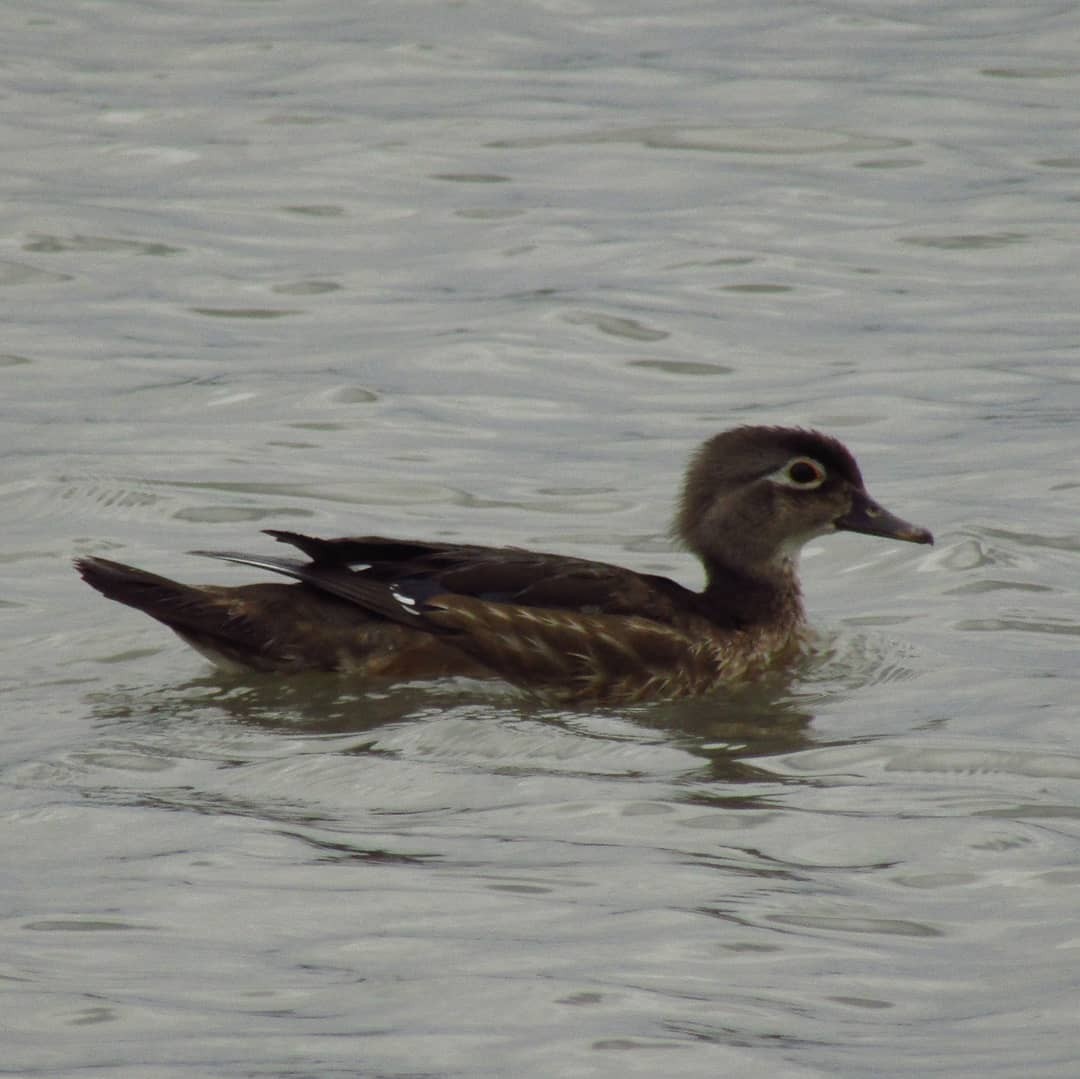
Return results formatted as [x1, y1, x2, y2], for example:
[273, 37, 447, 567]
[75, 556, 296, 670]
[76, 557, 202, 616]
[74, 555, 487, 679]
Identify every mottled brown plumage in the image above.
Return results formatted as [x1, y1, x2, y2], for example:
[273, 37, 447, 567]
[75, 426, 932, 703]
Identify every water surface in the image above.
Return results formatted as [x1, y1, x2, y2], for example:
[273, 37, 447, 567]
[4, 2, 1080, 1076]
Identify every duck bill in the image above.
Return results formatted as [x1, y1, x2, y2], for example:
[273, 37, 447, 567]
[835, 491, 933, 545]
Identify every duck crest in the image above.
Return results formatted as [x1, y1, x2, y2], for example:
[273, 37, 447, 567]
[75, 425, 931, 703]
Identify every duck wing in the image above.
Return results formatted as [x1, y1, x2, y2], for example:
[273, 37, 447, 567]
[190, 528, 698, 630]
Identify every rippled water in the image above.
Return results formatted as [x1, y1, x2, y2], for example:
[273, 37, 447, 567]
[5, 2, 1080, 1076]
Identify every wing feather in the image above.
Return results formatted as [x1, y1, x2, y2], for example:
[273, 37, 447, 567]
[197, 531, 697, 630]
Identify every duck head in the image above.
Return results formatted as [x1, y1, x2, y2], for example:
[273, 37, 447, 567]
[676, 426, 933, 576]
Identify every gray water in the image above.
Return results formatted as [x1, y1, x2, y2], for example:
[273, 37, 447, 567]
[4, 2, 1080, 1076]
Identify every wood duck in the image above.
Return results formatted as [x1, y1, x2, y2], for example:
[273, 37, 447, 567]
[76, 426, 932, 703]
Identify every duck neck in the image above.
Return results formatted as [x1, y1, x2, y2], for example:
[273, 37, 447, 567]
[700, 557, 805, 631]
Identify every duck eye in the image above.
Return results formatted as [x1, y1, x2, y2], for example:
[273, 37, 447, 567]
[785, 458, 825, 487]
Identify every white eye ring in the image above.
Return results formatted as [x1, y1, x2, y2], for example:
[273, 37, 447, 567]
[770, 457, 826, 489]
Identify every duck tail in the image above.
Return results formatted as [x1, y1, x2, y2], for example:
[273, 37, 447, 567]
[74, 556, 288, 671]
[76, 557, 204, 620]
